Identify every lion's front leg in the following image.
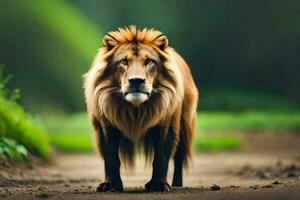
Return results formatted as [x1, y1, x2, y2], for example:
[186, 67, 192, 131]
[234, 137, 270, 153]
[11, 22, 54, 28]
[96, 126, 123, 192]
[145, 126, 175, 192]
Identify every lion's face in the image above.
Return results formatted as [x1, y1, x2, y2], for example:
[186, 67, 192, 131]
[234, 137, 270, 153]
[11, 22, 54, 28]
[110, 43, 161, 106]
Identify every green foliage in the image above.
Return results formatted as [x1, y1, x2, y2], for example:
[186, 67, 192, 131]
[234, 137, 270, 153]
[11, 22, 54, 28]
[18, 0, 102, 61]
[200, 88, 299, 111]
[0, 0, 102, 112]
[0, 137, 28, 161]
[0, 65, 49, 158]
[198, 111, 300, 132]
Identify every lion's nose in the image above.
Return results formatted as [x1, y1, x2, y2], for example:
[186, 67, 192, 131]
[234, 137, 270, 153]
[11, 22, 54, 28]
[128, 77, 145, 88]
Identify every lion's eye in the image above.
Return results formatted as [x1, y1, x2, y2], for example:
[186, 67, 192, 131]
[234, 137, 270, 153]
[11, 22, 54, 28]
[145, 58, 155, 65]
[120, 59, 128, 65]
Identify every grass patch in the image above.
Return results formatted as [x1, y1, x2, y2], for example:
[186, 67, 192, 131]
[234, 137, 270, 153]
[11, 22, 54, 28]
[195, 135, 240, 151]
[0, 66, 49, 159]
[49, 133, 93, 152]
[198, 111, 300, 132]
[42, 113, 93, 152]
[43, 110, 300, 153]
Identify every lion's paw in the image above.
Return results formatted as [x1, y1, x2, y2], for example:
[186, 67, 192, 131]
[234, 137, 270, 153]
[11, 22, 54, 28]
[96, 181, 123, 192]
[145, 180, 171, 192]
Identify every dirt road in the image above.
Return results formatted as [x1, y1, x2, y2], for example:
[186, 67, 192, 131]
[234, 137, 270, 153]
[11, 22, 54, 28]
[0, 133, 300, 199]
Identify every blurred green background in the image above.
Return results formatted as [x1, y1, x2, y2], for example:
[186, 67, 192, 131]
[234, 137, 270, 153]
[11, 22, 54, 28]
[0, 0, 299, 159]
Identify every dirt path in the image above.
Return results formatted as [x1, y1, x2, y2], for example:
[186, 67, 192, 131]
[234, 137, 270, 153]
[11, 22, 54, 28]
[1, 134, 300, 200]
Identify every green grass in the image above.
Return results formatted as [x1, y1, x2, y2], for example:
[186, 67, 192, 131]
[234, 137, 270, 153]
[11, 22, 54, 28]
[194, 135, 240, 151]
[0, 66, 49, 159]
[43, 113, 93, 152]
[43, 110, 300, 153]
[198, 111, 300, 132]
[49, 133, 93, 153]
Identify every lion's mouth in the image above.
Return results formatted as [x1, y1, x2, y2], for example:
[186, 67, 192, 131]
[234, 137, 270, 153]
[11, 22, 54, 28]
[124, 90, 150, 97]
[123, 90, 150, 106]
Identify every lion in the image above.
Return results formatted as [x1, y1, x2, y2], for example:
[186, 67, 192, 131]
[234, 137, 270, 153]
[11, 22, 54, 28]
[84, 25, 198, 192]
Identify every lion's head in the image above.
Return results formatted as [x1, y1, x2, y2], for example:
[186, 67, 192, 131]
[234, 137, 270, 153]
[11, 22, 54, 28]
[102, 26, 171, 106]
[104, 41, 163, 106]
[84, 26, 184, 141]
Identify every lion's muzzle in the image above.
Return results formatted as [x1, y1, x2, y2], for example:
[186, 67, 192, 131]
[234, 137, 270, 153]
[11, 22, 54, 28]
[123, 76, 151, 106]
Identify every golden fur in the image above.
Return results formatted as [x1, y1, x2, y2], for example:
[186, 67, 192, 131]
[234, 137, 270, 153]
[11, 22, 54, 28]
[84, 25, 198, 167]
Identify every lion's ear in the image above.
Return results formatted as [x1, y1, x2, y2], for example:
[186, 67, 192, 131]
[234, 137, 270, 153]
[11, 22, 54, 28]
[153, 34, 169, 50]
[103, 34, 119, 51]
